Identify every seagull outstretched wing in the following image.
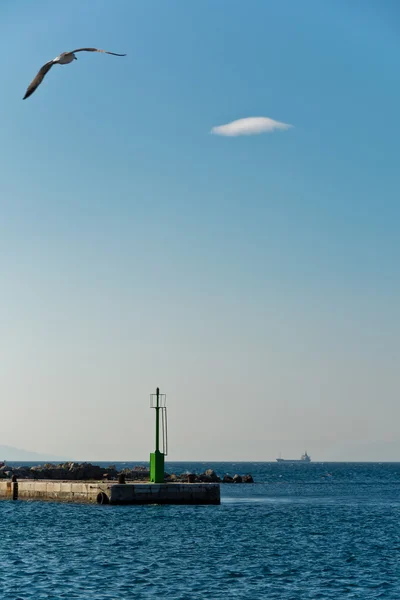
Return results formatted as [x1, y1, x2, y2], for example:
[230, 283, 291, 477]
[23, 60, 55, 100]
[70, 48, 127, 56]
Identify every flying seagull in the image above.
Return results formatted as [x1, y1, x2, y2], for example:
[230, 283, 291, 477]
[23, 48, 127, 100]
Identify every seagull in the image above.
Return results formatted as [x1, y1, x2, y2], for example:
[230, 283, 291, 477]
[23, 48, 127, 100]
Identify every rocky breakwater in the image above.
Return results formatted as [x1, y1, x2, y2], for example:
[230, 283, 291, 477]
[0, 463, 150, 481]
[165, 469, 254, 484]
[0, 464, 254, 483]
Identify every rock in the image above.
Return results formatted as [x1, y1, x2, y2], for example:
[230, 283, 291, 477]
[120, 467, 149, 481]
[23, 462, 119, 481]
[74, 463, 109, 480]
[232, 474, 242, 483]
[223, 474, 234, 483]
[204, 469, 217, 479]
[200, 469, 220, 482]
[242, 474, 254, 483]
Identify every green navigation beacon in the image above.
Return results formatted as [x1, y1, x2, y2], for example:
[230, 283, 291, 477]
[149, 387, 168, 483]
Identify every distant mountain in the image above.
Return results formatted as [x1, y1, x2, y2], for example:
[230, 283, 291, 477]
[0, 445, 70, 462]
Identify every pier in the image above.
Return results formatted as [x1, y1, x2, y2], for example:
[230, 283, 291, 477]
[0, 480, 220, 505]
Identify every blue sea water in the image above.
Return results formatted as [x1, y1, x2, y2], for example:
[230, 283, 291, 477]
[1, 461, 399, 599]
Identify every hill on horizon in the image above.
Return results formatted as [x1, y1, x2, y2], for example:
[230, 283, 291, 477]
[0, 445, 70, 462]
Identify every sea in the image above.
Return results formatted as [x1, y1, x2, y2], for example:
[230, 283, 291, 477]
[0, 461, 399, 599]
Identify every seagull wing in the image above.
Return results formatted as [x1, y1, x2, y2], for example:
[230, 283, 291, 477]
[70, 48, 127, 56]
[23, 60, 55, 99]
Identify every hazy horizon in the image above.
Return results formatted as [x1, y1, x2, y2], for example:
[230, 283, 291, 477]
[1, 0, 399, 462]
[3, 441, 400, 464]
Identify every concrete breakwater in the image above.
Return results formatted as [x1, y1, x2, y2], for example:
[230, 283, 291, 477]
[0, 463, 255, 505]
[0, 480, 221, 505]
[0, 463, 254, 484]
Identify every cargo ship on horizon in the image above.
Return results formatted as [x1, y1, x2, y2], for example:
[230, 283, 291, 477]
[276, 452, 311, 463]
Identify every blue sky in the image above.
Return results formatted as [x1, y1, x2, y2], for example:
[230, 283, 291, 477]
[0, 0, 399, 460]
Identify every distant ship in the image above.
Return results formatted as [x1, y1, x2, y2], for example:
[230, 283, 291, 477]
[276, 452, 311, 463]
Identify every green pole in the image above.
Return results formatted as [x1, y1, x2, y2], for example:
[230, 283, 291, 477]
[155, 387, 160, 452]
[150, 386, 164, 483]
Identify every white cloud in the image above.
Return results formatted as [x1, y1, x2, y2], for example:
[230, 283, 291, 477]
[211, 116, 292, 137]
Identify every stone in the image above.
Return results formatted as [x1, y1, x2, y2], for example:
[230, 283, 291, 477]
[120, 467, 149, 481]
[201, 469, 220, 482]
[0, 462, 251, 486]
[222, 474, 234, 483]
[23, 462, 118, 481]
[198, 474, 212, 482]
[204, 469, 217, 478]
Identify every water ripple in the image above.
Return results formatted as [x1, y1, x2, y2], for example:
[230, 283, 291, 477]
[1, 463, 400, 598]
